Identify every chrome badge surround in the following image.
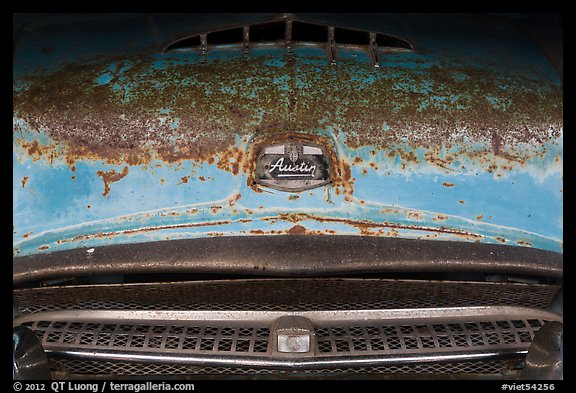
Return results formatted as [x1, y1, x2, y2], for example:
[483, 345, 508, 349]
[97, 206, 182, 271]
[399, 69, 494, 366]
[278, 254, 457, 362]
[254, 140, 331, 192]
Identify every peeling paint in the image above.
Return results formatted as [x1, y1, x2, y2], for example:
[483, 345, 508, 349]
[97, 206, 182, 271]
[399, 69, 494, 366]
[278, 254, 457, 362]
[13, 14, 563, 258]
[96, 166, 129, 196]
[13, 50, 562, 176]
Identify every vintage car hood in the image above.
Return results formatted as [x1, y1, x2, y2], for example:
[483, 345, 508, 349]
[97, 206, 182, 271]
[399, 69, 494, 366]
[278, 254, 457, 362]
[13, 13, 562, 258]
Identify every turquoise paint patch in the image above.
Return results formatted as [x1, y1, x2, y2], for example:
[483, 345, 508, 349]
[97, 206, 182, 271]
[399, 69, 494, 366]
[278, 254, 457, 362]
[338, 48, 371, 65]
[264, 58, 285, 67]
[352, 165, 562, 241]
[95, 73, 114, 85]
[169, 118, 180, 130]
[13, 80, 31, 93]
[486, 95, 511, 110]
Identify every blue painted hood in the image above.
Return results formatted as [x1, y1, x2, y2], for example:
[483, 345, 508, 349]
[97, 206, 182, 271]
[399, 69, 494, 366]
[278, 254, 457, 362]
[13, 13, 563, 257]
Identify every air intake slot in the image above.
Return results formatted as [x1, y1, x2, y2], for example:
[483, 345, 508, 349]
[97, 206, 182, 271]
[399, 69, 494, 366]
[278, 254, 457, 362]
[165, 35, 201, 51]
[375, 32, 412, 49]
[249, 21, 286, 43]
[206, 27, 243, 46]
[162, 17, 413, 66]
[292, 21, 328, 43]
[335, 27, 369, 45]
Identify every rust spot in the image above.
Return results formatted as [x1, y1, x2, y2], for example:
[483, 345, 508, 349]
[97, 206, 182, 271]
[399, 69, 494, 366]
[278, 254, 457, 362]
[25, 140, 39, 156]
[198, 176, 206, 181]
[496, 237, 506, 243]
[21, 176, 29, 188]
[442, 182, 454, 188]
[332, 159, 354, 197]
[96, 166, 129, 197]
[228, 193, 242, 206]
[288, 194, 300, 201]
[210, 206, 223, 214]
[517, 240, 533, 247]
[177, 175, 190, 185]
[476, 215, 484, 220]
[22, 232, 32, 238]
[187, 208, 199, 214]
[261, 212, 482, 240]
[407, 212, 424, 221]
[217, 146, 246, 176]
[249, 229, 265, 235]
[362, 168, 368, 174]
[37, 245, 49, 250]
[247, 176, 264, 193]
[13, 54, 562, 180]
[87, 205, 91, 209]
[56, 220, 234, 244]
[458, 200, 465, 204]
[433, 214, 448, 221]
[341, 160, 351, 181]
[388, 148, 419, 165]
[287, 225, 307, 235]
[159, 211, 180, 217]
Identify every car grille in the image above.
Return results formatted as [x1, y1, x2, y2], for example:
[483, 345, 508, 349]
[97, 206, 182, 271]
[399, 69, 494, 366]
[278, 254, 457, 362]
[22, 316, 545, 357]
[49, 359, 521, 379]
[13, 278, 560, 313]
[13, 279, 561, 379]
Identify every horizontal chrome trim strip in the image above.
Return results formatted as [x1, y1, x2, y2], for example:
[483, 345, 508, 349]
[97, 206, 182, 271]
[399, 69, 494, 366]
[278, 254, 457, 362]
[13, 307, 563, 326]
[48, 348, 525, 369]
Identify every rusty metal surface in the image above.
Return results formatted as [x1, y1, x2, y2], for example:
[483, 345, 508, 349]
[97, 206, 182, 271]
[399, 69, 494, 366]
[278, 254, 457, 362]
[13, 13, 562, 261]
[12, 236, 563, 285]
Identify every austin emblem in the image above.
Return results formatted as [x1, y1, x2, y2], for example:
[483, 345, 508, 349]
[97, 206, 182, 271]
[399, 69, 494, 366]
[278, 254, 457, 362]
[287, 144, 300, 163]
[254, 139, 331, 192]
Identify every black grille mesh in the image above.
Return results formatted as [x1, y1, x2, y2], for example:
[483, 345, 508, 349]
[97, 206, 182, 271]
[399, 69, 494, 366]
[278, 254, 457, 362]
[14, 279, 560, 314]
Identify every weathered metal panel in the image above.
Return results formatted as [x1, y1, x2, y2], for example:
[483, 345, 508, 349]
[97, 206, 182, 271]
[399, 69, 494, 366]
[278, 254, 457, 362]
[13, 14, 562, 258]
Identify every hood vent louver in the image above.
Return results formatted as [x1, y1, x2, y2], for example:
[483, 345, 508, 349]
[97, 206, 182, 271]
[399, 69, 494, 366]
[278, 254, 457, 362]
[162, 17, 413, 67]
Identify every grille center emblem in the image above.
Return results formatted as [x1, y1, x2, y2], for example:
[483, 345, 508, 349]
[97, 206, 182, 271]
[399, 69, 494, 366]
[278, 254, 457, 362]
[254, 140, 331, 192]
[287, 144, 300, 163]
